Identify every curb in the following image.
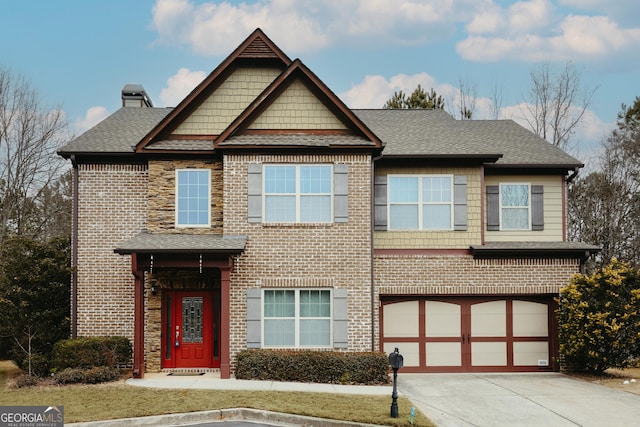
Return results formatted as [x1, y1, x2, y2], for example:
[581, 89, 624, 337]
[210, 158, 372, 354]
[66, 407, 382, 426]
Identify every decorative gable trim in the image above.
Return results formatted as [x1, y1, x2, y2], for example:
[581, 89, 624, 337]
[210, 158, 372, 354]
[135, 28, 291, 153]
[215, 59, 383, 151]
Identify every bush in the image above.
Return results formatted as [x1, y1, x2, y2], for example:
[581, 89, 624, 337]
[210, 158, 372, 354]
[558, 259, 640, 372]
[53, 366, 121, 385]
[235, 350, 389, 384]
[19, 353, 51, 378]
[12, 374, 39, 388]
[54, 368, 85, 385]
[52, 336, 131, 370]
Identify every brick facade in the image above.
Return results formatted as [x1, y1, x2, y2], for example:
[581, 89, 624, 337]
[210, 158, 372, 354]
[63, 29, 592, 377]
[223, 153, 375, 362]
[75, 164, 147, 341]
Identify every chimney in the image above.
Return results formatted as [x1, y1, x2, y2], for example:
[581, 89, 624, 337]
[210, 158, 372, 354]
[121, 84, 153, 107]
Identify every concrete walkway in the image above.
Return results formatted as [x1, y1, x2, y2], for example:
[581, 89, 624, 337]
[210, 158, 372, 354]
[126, 372, 393, 396]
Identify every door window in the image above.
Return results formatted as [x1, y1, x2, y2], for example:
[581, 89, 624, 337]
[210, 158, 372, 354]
[182, 297, 203, 343]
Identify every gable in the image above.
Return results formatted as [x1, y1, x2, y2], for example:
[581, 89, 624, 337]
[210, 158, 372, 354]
[173, 67, 282, 136]
[248, 79, 347, 130]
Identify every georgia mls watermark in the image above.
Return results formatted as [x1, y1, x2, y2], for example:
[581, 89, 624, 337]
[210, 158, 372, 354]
[0, 406, 63, 427]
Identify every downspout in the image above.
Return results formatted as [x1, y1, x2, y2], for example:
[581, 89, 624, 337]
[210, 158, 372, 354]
[370, 152, 383, 352]
[70, 155, 79, 338]
[564, 167, 580, 242]
[565, 167, 580, 183]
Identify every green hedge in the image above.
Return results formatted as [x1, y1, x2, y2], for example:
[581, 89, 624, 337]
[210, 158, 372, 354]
[52, 336, 132, 370]
[235, 350, 389, 384]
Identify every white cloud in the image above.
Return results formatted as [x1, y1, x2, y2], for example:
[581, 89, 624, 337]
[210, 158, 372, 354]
[458, 1, 640, 63]
[151, 0, 485, 56]
[466, 5, 505, 34]
[158, 67, 207, 107]
[75, 106, 109, 134]
[553, 15, 635, 56]
[339, 72, 439, 109]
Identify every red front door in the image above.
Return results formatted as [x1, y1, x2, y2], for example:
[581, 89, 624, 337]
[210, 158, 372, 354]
[163, 290, 218, 369]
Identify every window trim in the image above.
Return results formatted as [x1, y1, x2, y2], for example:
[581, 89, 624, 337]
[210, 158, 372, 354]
[261, 288, 333, 349]
[262, 164, 334, 224]
[499, 182, 531, 231]
[175, 168, 211, 228]
[387, 174, 454, 231]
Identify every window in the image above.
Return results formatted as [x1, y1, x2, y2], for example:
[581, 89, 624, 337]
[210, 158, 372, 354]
[264, 165, 332, 223]
[388, 175, 453, 230]
[500, 183, 530, 230]
[263, 289, 332, 347]
[176, 169, 210, 227]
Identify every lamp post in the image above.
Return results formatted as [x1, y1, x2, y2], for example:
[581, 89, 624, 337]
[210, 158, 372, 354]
[388, 347, 403, 418]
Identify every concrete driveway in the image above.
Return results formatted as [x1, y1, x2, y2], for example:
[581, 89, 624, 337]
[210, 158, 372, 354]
[398, 373, 640, 427]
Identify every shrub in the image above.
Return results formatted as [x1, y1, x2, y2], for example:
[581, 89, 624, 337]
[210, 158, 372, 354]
[53, 366, 121, 385]
[235, 350, 389, 384]
[12, 374, 39, 388]
[54, 368, 85, 385]
[82, 366, 121, 384]
[52, 336, 131, 370]
[558, 259, 640, 372]
[19, 353, 51, 378]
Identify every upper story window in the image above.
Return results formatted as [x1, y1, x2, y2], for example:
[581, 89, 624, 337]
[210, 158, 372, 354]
[486, 183, 544, 232]
[175, 169, 210, 227]
[388, 175, 453, 230]
[263, 165, 333, 223]
[500, 183, 530, 230]
[263, 289, 332, 347]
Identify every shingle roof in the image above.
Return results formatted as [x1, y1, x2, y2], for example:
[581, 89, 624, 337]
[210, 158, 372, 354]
[219, 134, 373, 147]
[353, 109, 583, 168]
[114, 232, 247, 254]
[58, 106, 583, 169]
[58, 107, 172, 156]
[145, 140, 215, 151]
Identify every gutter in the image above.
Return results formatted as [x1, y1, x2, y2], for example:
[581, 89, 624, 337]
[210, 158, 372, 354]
[370, 152, 383, 352]
[70, 155, 79, 338]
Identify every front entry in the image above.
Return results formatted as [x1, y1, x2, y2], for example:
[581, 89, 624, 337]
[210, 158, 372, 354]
[162, 290, 220, 369]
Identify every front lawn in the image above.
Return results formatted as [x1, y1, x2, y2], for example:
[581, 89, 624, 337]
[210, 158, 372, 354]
[0, 361, 433, 426]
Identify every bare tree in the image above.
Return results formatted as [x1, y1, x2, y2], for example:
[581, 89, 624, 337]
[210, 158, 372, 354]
[521, 61, 597, 151]
[454, 78, 476, 120]
[568, 97, 640, 270]
[0, 68, 69, 244]
[488, 80, 505, 120]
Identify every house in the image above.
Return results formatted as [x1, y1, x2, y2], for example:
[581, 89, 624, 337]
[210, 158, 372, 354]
[58, 29, 599, 379]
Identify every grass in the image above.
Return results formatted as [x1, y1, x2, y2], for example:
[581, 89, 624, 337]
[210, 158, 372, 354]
[567, 367, 640, 395]
[0, 361, 434, 426]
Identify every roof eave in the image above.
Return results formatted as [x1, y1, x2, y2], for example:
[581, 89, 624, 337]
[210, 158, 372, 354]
[486, 163, 584, 169]
[114, 247, 245, 255]
[470, 245, 601, 261]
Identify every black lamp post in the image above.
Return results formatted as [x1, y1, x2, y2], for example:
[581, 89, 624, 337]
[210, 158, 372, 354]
[388, 347, 403, 418]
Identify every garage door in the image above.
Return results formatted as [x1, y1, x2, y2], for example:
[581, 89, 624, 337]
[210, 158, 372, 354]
[381, 297, 557, 372]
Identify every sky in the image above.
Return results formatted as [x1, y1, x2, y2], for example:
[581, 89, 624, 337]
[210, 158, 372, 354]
[2, 0, 639, 168]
